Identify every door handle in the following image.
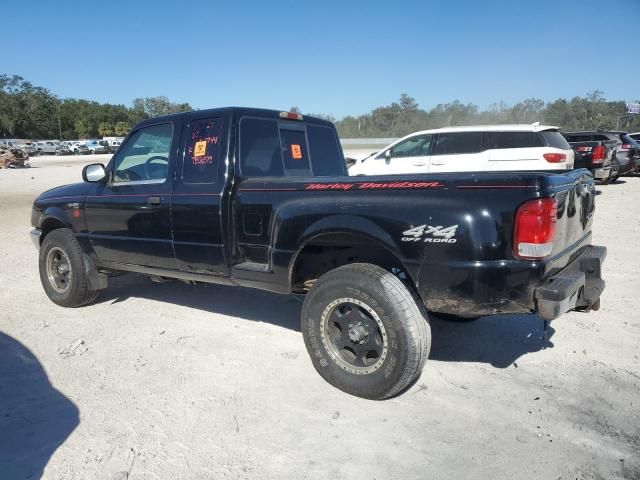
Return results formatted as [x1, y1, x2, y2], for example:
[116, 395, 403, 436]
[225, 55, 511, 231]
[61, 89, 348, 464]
[431, 160, 446, 166]
[412, 162, 426, 166]
[147, 196, 161, 206]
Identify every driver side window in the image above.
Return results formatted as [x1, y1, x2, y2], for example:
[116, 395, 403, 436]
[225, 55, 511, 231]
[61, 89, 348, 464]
[378, 135, 433, 159]
[112, 123, 173, 184]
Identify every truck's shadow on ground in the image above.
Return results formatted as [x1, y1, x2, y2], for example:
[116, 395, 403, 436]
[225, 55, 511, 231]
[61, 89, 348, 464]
[101, 274, 303, 331]
[100, 274, 553, 368]
[428, 313, 554, 368]
[0, 332, 79, 479]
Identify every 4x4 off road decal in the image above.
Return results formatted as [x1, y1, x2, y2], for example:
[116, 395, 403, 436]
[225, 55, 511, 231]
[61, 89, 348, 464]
[401, 224, 458, 243]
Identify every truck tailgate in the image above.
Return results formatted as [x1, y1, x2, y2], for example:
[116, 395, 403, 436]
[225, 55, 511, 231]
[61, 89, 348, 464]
[547, 169, 596, 261]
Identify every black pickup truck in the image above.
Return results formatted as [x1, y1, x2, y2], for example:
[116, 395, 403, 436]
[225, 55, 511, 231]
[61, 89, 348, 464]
[565, 131, 640, 179]
[31, 108, 606, 399]
[563, 134, 618, 184]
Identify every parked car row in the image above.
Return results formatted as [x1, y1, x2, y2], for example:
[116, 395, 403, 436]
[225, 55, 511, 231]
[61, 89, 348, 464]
[57, 140, 109, 155]
[1, 138, 125, 157]
[347, 124, 640, 184]
[564, 131, 640, 183]
[102, 138, 122, 152]
[0, 140, 37, 155]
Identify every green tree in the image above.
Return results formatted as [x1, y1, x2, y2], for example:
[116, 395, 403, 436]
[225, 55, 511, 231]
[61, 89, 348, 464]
[0, 113, 15, 137]
[74, 119, 89, 138]
[508, 98, 545, 123]
[114, 121, 130, 136]
[1, 73, 638, 141]
[98, 122, 114, 137]
[130, 96, 192, 119]
[0, 74, 59, 138]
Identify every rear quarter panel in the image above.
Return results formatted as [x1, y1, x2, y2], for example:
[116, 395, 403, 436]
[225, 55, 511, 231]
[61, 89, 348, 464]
[235, 170, 595, 317]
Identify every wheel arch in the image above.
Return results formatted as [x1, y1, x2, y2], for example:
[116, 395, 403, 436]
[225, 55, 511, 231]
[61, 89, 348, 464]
[39, 210, 72, 245]
[288, 218, 417, 294]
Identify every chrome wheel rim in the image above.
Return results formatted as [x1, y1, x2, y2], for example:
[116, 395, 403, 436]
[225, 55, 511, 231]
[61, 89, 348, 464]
[46, 247, 72, 294]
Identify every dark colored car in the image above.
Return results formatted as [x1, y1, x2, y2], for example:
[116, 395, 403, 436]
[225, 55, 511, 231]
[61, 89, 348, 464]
[29, 107, 606, 399]
[563, 134, 618, 183]
[99, 140, 121, 154]
[609, 131, 640, 174]
[565, 131, 638, 176]
[71, 144, 90, 155]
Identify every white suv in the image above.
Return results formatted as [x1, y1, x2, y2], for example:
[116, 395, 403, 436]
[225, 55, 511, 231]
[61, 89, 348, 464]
[349, 124, 574, 175]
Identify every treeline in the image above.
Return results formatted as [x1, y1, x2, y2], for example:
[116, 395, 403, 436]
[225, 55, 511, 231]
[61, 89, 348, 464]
[0, 74, 192, 139]
[333, 92, 640, 138]
[1, 73, 638, 140]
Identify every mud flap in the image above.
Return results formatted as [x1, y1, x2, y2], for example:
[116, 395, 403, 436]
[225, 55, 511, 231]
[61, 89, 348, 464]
[83, 254, 108, 290]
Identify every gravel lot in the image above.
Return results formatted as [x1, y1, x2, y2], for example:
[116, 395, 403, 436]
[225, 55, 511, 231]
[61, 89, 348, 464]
[1, 155, 639, 480]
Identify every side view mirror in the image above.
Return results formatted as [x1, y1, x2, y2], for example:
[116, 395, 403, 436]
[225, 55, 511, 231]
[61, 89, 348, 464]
[384, 150, 392, 163]
[82, 163, 107, 183]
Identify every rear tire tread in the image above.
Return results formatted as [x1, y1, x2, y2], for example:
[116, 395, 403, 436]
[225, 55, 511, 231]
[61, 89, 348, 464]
[303, 263, 430, 399]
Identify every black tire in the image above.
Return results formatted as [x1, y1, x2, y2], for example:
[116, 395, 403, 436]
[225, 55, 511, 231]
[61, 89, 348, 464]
[301, 263, 430, 400]
[39, 229, 99, 307]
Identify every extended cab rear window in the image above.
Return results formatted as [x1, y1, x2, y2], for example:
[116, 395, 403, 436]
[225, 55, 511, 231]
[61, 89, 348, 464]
[306, 125, 345, 176]
[240, 117, 345, 177]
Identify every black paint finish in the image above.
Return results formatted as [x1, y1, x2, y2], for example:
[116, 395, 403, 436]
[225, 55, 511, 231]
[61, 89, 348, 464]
[31, 107, 602, 318]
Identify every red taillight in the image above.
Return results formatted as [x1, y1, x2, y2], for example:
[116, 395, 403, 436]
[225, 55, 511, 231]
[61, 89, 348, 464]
[543, 153, 566, 163]
[514, 198, 557, 259]
[591, 145, 605, 165]
[621, 143, 632, 150]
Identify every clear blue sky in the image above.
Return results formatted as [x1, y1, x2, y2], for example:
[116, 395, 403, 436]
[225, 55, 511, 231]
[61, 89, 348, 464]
[3, 0, 639, 118]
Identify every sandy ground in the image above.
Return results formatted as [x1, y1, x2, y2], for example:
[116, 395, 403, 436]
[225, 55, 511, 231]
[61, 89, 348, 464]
[0, 155, 639, 480]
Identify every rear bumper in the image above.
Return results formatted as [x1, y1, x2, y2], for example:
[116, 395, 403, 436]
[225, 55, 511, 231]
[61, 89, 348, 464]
[617, 157, 636, 175]
[593, 166, 613, 180]
[535, 245, 606, 321]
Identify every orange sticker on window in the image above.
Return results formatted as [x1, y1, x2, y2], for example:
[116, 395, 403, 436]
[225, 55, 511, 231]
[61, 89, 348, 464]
[291, 144, 302, 159]
[194, 140, 207, 157]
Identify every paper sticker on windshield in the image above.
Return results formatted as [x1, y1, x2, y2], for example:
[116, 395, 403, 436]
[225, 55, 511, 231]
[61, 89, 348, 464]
[290, 144, 302, 159]
[194, 140, 207, 157]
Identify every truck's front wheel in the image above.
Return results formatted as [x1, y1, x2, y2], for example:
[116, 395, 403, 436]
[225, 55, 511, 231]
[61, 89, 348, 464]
[39, 229, 99, 307]
[302, 263, 430, 399]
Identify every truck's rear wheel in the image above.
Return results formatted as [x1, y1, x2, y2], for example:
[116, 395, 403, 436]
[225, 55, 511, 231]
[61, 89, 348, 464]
[39, 229, 99, 307]
[302, 263, 430, 399]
